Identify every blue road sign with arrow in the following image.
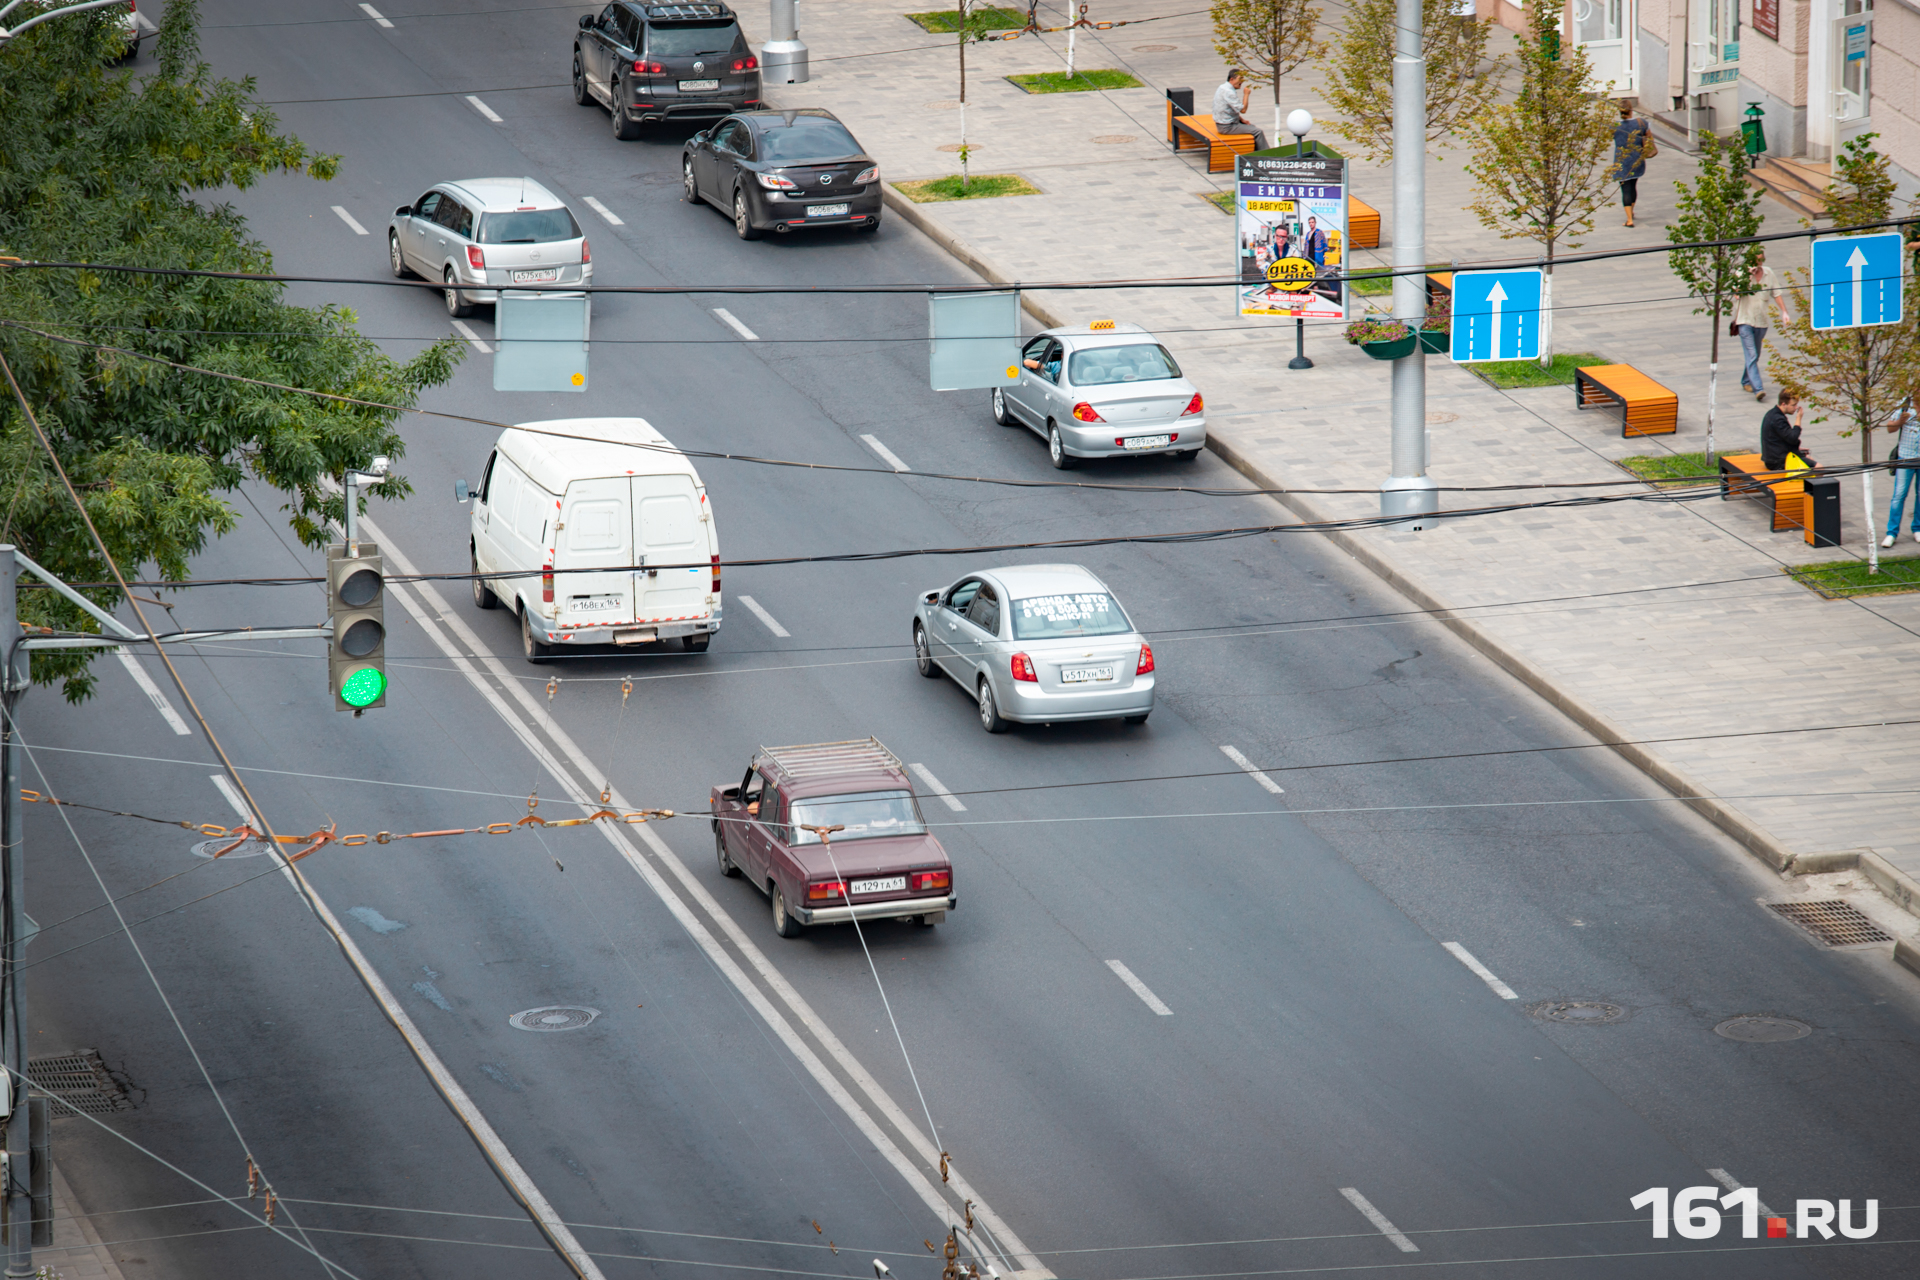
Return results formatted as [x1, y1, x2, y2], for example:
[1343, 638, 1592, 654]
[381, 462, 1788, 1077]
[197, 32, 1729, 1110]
[1810, 231, 1905, 331]
[1450, 269, 1542, 363]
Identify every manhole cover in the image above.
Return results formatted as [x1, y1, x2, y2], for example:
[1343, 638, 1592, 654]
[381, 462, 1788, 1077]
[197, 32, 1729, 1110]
[1093, 134, 1138, 145]
[508, 1006, 601, 1032]
[1132, 43, 1176, 51]
[1715, 1016, 1811, 1043]
[28, 1050, 133, 1116]
[1531, 1000, 1628, 1024]
[191, 836, 275, 859]
[1767, 900, 1891, 947]
[1425, 411, 1459, 424]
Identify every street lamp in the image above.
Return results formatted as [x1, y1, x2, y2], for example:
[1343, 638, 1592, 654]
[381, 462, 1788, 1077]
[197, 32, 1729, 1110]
[1286, 109, 1315, 370]
[1287, 108, 1314, 157]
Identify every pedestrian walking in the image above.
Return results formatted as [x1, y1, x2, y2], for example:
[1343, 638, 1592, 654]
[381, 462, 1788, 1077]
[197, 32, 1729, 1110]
[1734, 250, 1787, 402]
[1211, 69, 1268, 152]
[1884, 398, 1920, 549]
[1612, 101, 1654, 228]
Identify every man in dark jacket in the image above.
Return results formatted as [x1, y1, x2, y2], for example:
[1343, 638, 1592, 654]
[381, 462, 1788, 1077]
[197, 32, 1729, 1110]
[1760, 389, 1815, 470]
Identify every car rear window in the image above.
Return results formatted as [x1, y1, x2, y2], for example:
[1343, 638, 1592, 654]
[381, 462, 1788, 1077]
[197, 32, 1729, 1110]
[788, 791, 926, 843]
[756, 118, 862, 162]
[1010, 592, 1133, 641]
[1067, 344, 1182, 386]
[648, 19, 736, 54]
[477, 209, 582, 244]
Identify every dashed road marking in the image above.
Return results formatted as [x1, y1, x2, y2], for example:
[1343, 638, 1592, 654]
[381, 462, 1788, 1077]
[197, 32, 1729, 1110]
[359, 3, 395, 25]
[860, 434, 910, 472]
[331, 205, 368, 235]
[1340, 1187, 1419, 1252]
[209, 774, 253, 824]
[1706, 1169, 1778, 1218]
[117, 651, 191, 736]
[1442, 941, 1519, 1000]
[1219, 744, 1284, 794]
[711, 307, 758, 340]
[451, 319, 492, 353]
[736, 595, 789, 637]
[583, 195, 625, 226]
[465, 95, 503, 123]
[1106, 960, 1172, 1016]
[907, 763, 965, 812]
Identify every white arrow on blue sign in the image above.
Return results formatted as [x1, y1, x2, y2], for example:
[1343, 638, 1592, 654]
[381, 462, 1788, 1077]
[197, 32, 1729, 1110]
[1810, 231, 1905, 331]
[1450, 269, 1542, 363]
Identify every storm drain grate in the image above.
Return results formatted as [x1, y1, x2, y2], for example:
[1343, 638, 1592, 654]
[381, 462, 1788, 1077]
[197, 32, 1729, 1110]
[1767, 900, 1891, 947]
[28, 1050, 132, 1116]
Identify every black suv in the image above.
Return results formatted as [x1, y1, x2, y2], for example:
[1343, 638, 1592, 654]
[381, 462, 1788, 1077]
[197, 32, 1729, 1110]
[574, 1, 762, 138]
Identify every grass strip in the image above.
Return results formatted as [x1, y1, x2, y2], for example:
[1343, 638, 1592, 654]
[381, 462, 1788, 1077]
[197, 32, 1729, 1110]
[893, 174, 1039, 202]
[1470, 352, 1609, 388]
[1617, 452, 1714, 488]
[1785, 553, 1920, 598]
[1200, 191, 1233, 214]
[906, 7, 1025, 31]
[1347, 261, 1453, 296]
[1006, 69, 1143, 93]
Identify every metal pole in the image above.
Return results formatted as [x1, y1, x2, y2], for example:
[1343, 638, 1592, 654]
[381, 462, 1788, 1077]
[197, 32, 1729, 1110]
[1381, 0, 1437, 528]
[0, 547, 31, 1279]
[343, 472, 358, 553]
[1289, 317, 1312, 369]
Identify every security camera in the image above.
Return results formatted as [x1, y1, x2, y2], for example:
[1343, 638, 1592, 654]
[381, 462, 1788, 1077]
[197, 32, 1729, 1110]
[873, 1262, 891, 1279]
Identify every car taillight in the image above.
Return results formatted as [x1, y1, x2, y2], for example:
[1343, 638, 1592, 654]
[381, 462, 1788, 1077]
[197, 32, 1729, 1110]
[1181, 392, 1204, 416]
[542, 564, 554, 604]
[1011, 652, 1037, 682]
[711, 553, 721, 593]
[757, 172, 799, 190]
[1136, 642, 1154, 675]
[854, 165, 879, 184]
[807, 879, 846, 902]
[581, 238, 590, 264]
[466, 245, 485, 270]
[733, 55, 758, 70]
[635, 59, 664, 72]
[1072, 402, 1105, 423]
[912, 870, 951, 893]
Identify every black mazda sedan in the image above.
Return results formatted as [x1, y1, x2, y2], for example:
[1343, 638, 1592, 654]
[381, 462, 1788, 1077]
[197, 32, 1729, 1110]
[682, 109, 881, 239]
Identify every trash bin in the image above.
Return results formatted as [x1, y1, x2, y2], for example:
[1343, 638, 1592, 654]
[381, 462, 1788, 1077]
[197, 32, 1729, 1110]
[1742, 102, 1767, 156]
[1803, 475, 1841, 547]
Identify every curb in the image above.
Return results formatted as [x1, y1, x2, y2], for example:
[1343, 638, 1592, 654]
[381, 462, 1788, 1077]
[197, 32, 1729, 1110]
[885, 196, 1920, 924]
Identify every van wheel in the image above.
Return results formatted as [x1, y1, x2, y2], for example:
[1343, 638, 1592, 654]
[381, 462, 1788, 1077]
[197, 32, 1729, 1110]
[520, 609, 550, 664]
[681, 632, 711, 652]
[716, 829, 740, 878]
[471, 551, 498, 609]
[771, 884, 802, 937]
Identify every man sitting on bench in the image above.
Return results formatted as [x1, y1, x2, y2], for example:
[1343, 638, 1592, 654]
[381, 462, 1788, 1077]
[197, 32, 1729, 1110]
[1761, 389, 1815, 471]
[1212, 69, 1267, 152]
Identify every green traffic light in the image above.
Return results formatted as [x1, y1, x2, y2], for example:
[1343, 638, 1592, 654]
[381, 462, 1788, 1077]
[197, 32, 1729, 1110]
[340, 666, 387, 708]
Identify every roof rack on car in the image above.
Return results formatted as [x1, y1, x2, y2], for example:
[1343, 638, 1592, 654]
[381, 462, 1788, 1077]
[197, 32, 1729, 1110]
[757, 738, 906, 782]
[643, 2, 731, 18]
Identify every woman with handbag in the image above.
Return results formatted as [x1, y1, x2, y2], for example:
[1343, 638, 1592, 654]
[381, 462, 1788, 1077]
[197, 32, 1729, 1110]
[1612, 101, 1655, 228]
[1734, 250, 1786, 402]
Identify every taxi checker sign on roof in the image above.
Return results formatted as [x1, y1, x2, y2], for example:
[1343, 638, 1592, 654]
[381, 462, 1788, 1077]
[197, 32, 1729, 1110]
[1234, 153, 1347, 322]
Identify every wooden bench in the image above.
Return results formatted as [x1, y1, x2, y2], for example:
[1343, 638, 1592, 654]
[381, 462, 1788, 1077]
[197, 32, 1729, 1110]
[1574, 364, 1678, 437]
[1169, 111, 1258, 172]
[1348, 197, 1380, 250]
[1719, 452, 1810, 535]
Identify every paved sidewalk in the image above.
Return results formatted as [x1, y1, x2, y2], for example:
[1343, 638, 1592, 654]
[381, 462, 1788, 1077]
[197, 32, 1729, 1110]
[43, 1160, 131, 1280]
[761, 1, 1920, 910]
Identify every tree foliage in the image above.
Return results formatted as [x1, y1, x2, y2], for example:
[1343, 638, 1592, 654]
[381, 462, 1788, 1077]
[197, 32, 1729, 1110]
[1322, 0, 1503, 160]
[1210, 0, 1323, 118]
[1665, 129, 1763, 458]
[0, 0, 463, 701]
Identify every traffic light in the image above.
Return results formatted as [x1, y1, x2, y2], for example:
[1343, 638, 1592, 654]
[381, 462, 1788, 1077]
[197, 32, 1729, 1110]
[328, 544, 386, 712]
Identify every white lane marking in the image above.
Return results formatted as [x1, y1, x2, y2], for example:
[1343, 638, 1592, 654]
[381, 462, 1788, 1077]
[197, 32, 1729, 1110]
[358, 2, 394, 26]
[451, 319, 493, 353]
[1442, 941, 1519, 1000]
[330, 205, 369, 236]
[860, 434, 911, 472]
[711, 307, 758, 340]
[1106, 960, 1173, 1016]
[361, 517, 1043, 1275]
[907, 763, 966, 812]
[582, 195, 625, 226]
[1219, 744, 1284, 794]
[465, 95, 503, 123]
[209, 774, 252, 823]
[132, 8, 156, 29]
[1340, 1187, 1420, 1252]
[116, 651, 191, 736]
[735, 594, 789, 637]
[1707, 1168, 1778, 1218]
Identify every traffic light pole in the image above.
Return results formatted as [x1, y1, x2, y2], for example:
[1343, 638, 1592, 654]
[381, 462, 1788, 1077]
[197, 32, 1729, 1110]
[1, 549, 34, 1278]
[1381, 0, 1438, 530]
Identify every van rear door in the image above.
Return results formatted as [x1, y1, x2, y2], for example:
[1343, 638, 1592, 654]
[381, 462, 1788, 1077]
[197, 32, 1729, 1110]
[556, 477, 636, 626]
[632, 474, 708, 622]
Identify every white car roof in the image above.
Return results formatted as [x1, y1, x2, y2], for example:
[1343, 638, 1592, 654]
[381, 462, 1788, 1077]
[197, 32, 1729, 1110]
[983, 563, 1114, 598]
[497, 418, 698, 495]
[443, 177, 567, 213]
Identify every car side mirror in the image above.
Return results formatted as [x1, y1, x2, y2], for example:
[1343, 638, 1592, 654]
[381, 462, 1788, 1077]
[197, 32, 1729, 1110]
[720, 786, 741, 801]
[454, 479, 470, 503]
[395, 204, 412, 217]
[923, 590, 939, 605]
[579, 12, 593, 26]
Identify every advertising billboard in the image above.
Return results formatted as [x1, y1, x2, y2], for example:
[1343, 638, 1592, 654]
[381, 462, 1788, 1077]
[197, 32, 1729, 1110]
[1235, 153, 1348, 322]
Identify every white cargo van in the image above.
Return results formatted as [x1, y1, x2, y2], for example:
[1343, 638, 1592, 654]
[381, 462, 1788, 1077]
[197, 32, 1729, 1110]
[466, 418, 721, 662]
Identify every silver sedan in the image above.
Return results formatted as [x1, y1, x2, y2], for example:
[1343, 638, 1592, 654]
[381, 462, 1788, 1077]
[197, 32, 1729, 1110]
[990, 323, 1205, 469]
[912, 564, 1155, 733]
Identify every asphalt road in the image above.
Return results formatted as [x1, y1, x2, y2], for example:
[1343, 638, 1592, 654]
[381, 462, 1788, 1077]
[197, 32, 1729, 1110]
[15, 2, 1920, 1278]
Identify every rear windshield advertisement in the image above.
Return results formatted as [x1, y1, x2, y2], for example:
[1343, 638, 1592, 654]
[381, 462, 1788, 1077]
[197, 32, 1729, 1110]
[1235, 154, 1348, 322]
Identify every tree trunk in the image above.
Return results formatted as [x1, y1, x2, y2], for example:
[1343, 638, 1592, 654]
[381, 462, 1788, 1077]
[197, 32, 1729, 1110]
[958, 2, 969, 191]
[1706, 295, 1720, 463]
[1539, 243, 1555, 367]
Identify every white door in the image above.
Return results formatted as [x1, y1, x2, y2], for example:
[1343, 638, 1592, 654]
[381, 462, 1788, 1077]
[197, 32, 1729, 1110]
[1575, 0, 1636, 96]
[632, 474, 708, 622]
[1690, 0, 1741, 96]
[555, 477, 635, 627]
[1832, 2, 1872, 149]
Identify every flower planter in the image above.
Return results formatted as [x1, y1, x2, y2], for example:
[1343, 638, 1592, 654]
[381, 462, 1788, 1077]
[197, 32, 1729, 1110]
[1418, 329, 1449, 354]
[1360, 334, 1418, 361]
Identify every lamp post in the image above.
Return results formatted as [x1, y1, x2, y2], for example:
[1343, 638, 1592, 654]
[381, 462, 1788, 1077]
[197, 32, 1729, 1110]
[1379, 0, 1437, 528]
[1286, 109, 1314, 370]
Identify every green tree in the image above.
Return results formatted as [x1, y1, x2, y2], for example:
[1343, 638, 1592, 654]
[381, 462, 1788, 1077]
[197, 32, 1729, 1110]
[1210, 0, 1324, 146]
[1665, 130, 1763, 463]
[1322, 0, 1503, 161]
[0, 0, 463, 700]
[1461, 0, 1620, 363]
[1769, 134, 1920, 572]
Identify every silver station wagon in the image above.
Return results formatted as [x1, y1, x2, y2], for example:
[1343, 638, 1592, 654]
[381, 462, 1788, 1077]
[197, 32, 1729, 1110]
[912, 564, 1155, 733]
[991, 322, 1206, 469]
[388, 178, 592, 318]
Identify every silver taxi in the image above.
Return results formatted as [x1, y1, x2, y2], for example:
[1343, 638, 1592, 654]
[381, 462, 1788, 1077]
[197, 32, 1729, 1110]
[912, 564, 1154, 733]
[387, 178, 592, 318]
[991, 322, 1205, 469]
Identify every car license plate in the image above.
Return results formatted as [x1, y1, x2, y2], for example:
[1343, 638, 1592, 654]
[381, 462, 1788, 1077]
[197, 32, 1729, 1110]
[1061, 665, 1115, 683]
[679, 78, 719, 91]
[850, 876, 906, 895]
[807, 203, 851, 218]
[570, 595, 621, 613]
[1122, 435, 1172, 450]
[512, 268, 559, 284]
